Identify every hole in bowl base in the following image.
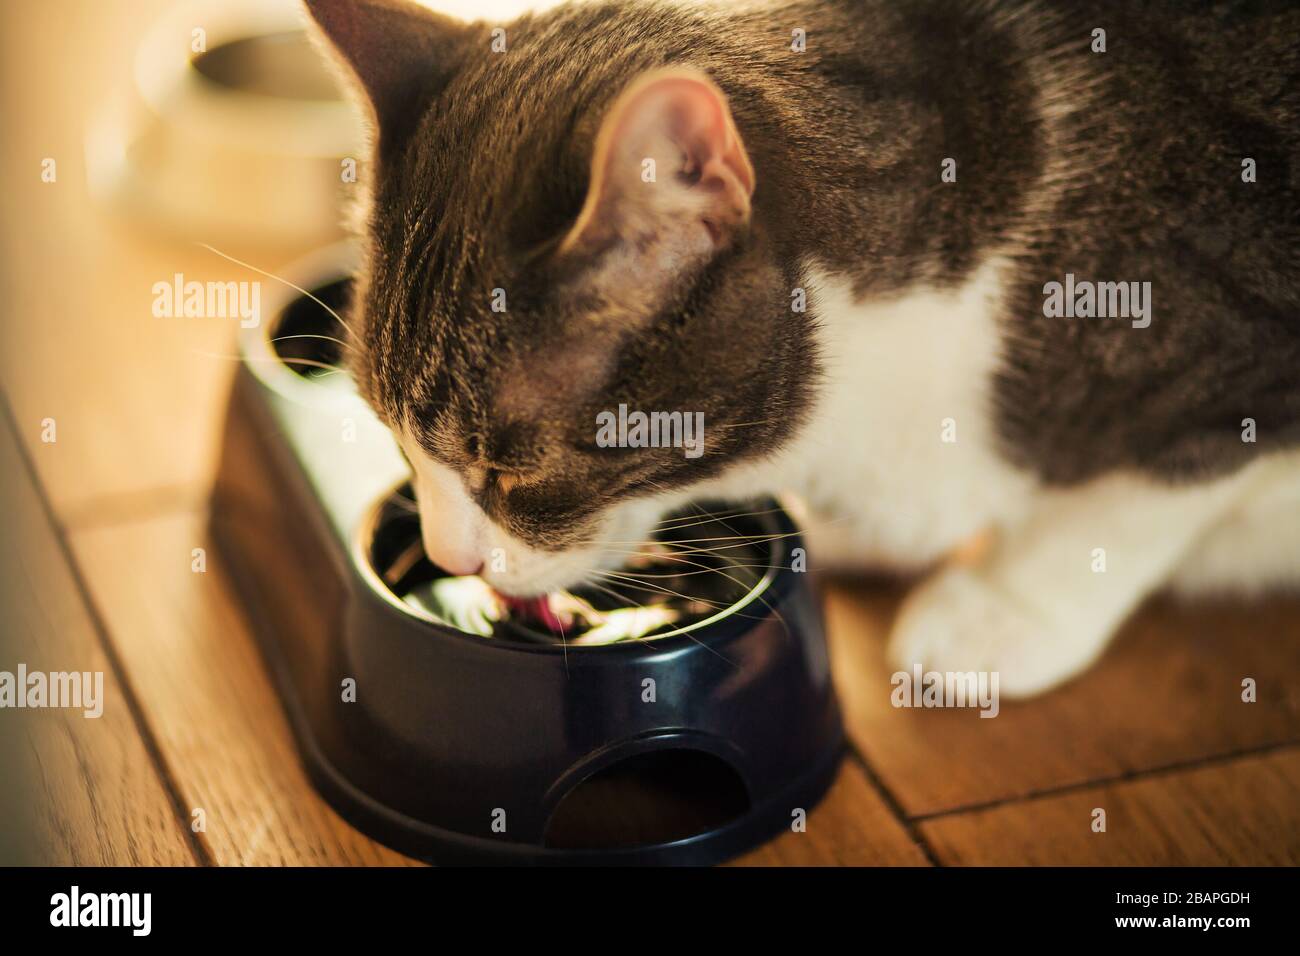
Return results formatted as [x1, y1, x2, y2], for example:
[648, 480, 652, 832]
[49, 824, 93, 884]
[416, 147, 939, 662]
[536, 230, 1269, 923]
[543, 750, 751, 850]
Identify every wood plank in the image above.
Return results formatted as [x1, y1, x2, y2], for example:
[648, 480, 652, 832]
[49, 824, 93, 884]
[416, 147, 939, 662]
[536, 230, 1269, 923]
[920, 747, 1300, 865]
[729, 758, 930, 866]
[0, 411, 195, 866]
[69, 509, 420, 866]
[822, 577, 1300, 818]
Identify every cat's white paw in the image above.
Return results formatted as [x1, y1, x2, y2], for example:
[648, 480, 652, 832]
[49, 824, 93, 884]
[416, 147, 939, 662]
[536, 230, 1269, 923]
[887, 567, 1110, 699]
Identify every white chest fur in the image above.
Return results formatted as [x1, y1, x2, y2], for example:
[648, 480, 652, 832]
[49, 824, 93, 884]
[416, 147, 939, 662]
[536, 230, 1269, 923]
[705, 258, 1036, 571]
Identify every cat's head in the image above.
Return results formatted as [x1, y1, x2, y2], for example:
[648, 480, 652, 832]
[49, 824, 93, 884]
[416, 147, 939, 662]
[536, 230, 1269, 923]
[306, 0, 817, 596]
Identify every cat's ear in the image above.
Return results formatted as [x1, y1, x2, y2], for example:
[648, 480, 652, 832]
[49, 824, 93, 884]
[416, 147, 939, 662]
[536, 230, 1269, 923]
[303, 0, 472, 155]
[559, 68, 756, 268]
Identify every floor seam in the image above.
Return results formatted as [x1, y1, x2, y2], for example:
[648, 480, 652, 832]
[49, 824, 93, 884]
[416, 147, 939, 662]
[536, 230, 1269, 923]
[843, 741, 943, 866]
[60, 485, 209, 531]
[2, 390, 215, 867]
[909, 737, 1300, 825]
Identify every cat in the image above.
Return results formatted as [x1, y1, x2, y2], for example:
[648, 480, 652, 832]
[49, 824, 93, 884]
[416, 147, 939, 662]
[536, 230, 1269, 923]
[304, 0, 1300, 696]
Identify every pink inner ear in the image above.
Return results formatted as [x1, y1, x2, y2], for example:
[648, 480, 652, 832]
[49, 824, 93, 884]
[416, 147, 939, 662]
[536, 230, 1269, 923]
[561, 68, 756, 256]
[655, 79, 756, 199]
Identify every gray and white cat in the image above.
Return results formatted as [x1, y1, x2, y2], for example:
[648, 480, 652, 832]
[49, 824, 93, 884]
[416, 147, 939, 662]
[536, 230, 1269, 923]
[305, 0, 1300, 696]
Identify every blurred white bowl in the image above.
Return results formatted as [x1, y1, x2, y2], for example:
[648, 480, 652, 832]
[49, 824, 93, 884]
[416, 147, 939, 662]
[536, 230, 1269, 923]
[86, 0, 364, 248]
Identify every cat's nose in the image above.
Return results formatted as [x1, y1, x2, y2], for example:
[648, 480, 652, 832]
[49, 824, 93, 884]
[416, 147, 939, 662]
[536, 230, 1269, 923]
[425, 546, 483, 578]
[420, 531, 483, 576]
[410, 465, 487, 577]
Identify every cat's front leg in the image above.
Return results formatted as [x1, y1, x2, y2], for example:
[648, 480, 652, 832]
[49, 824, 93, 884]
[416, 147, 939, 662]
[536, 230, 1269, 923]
[887, 469, 1253, 698]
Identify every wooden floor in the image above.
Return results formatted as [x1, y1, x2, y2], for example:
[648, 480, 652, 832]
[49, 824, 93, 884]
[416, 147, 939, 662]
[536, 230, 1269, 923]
[2, 1, 1298, 867]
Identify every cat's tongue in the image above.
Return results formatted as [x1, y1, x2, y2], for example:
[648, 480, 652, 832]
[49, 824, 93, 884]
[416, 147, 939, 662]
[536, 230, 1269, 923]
[499, 594, 569, 634]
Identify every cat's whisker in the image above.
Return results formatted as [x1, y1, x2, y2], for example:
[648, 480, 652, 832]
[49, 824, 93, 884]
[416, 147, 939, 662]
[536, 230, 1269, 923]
[597, 536, 794, 640]
[572, 578, 662, 651]
[188, 348, 348, 376]
[592, 570, 775, 627]
[597, 537, 803, 560]
[196, 242, 354, 336]
[605, 563, 777, 579]
[595, 544, 757, 581]
[596, 545, 776, 566]
[269, 332, 354, 354]
[602, 507, 859, 554]
[553, 588, 570, 676]
[592, 570, 732, 610]
[670, 529, 806, 544]
[650, 506, 785, 532]
[601, 529, 803, 546]
[691, 506, 796, 641]
[582, 576, 737, 665]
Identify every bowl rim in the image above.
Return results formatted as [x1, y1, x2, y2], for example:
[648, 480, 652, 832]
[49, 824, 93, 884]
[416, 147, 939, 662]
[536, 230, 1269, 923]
[133, 0, 357, 152]
[351, 481, 805, 656]
[241, 243, 364, 408]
